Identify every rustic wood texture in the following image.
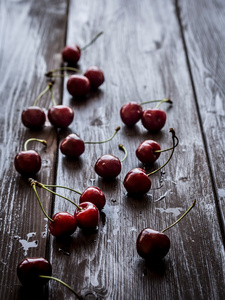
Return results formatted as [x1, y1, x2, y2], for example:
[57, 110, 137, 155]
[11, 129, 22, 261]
[1, 0, 225, 299]
[0, 0, 67, 299]
[178, 0, 225, 232]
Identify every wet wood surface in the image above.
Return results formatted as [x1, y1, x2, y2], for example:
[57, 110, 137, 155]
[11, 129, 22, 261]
[0, 0, 225, 299]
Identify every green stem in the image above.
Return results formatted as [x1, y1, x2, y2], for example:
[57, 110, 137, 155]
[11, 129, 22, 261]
[24, 138, 47, 152]
[35, 181, 82, 210]
[147, 128, 177, 177]
[84, 126, 120, 144]
[161, 200, 196, 233]
[154, 98, 172, 109]
[33, 82, 54, 106]
[30, 182, 53, 222]
[38, 275, 82, 299]
[49, 83, 56, 106]
[118, 144, 127, 163]
[43, 184, 82, 195]
[154, 136, 179, 153]
[140, 98, 172, 106]
[80, 31, 103, 51]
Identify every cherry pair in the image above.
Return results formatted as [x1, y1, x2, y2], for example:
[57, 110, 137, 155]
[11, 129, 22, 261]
[29, 178, 106, 237]
[22, 81, 74, 130]
[120, 98, 172, 132]
[17, 257, 82, 299]
[123, 128, 179, 196]
[136, 200, 196, 261]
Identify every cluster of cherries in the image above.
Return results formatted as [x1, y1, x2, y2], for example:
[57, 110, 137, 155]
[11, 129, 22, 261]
[15, 32, 196, 298]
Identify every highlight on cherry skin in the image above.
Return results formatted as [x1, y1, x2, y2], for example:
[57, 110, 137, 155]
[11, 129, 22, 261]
[17, 257, 83, 299]
[21, 81, 54, 130]
[14, 138, 47, 176]
[120, 98, 172, 127]
[94, 144, 127, 179]
[60, 126, 120, 158]
[62, 31, 103, 66]
[123, 128, 179, 196]
[136, 200, 196, 261]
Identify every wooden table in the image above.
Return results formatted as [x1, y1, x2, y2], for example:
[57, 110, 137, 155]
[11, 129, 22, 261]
[1, 0, 225, 299]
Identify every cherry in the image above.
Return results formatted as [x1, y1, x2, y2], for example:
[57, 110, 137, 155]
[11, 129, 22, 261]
[67, 74, 91, 98]
[94, 144, 127, 179]
[22, 107, 46, 130]
[141, 109, 166, 132]
[136, 140, 161, 164]
[60, 127, 120, 158]
[74, 202, 99, 230]
[79, 186, 106, 210]
[62, 31, 103, 65]
[84, 66, 104, 89]
[17, 257, 52, 287]
[21, 82, 54, 129]
[49, 212, 77, 237]
[17, 257, 83, 298]
[123, 129, 178, 196]
[136, 135, 179, 165]
[48, 105, 74, 128]
[120, 98, 172, 127]
[14, 138, 47, 176]
[136, 200, 196, 260]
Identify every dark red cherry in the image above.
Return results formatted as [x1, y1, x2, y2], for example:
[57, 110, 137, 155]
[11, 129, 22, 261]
[14, 150, 41, 175]
[60, 133, 85, 158]
[136, 228, 170, 260]
[136, 140, 161, 164]
[79, 187, 106, 210]
[47, 105, 74, 128]
[67, 75, 91, 98]
[74, 202, 99, 230]
[22, 107, 46, 129]
[49, 212, 77, 237]
[141, 109, 166, 132]
[17, 257, 52, 287]
[120, 102, 143, 126]
[94, 154, 121, 179]
[123, 168, 151, 195]
[62, 45, 81, 65]
[84, 66, 105, 89]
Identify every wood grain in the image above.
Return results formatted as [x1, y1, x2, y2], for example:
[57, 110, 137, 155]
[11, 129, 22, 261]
[0, 0, 67, 299]
[48, 0, 225, 299]
[178, 0, 225, 232]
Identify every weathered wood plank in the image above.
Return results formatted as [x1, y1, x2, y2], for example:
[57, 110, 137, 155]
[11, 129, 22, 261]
[0, 0, 67, 299]
[48, 0, 225, 299]
[178, 0, 225, 231]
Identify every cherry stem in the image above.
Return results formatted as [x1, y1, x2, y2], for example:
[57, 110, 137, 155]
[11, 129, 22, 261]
[33, 81, 54, 106]
[147, 128, 178, 177]
[43, 184, 82, 195]
[38, 275, 82, 299]
[30, 181, 53, 222]
[119, 144, 127, 163]
[49, 82, 57, 106]
[24, 138, 47, 152]
[31, 179, 82, 210]
[45, 66, 81, 78]
[84, 126, 120, 144]
[80, 31, 103, 51]
[161, 199, 196, 233]
[154, 136, 179, 154]
[140, 98, 172, 107]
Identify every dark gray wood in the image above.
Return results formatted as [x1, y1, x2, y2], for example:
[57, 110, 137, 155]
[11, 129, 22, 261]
[0, 0, 67, 299]
[178, 0, 225, 231]
[48, 0, 225, 299]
